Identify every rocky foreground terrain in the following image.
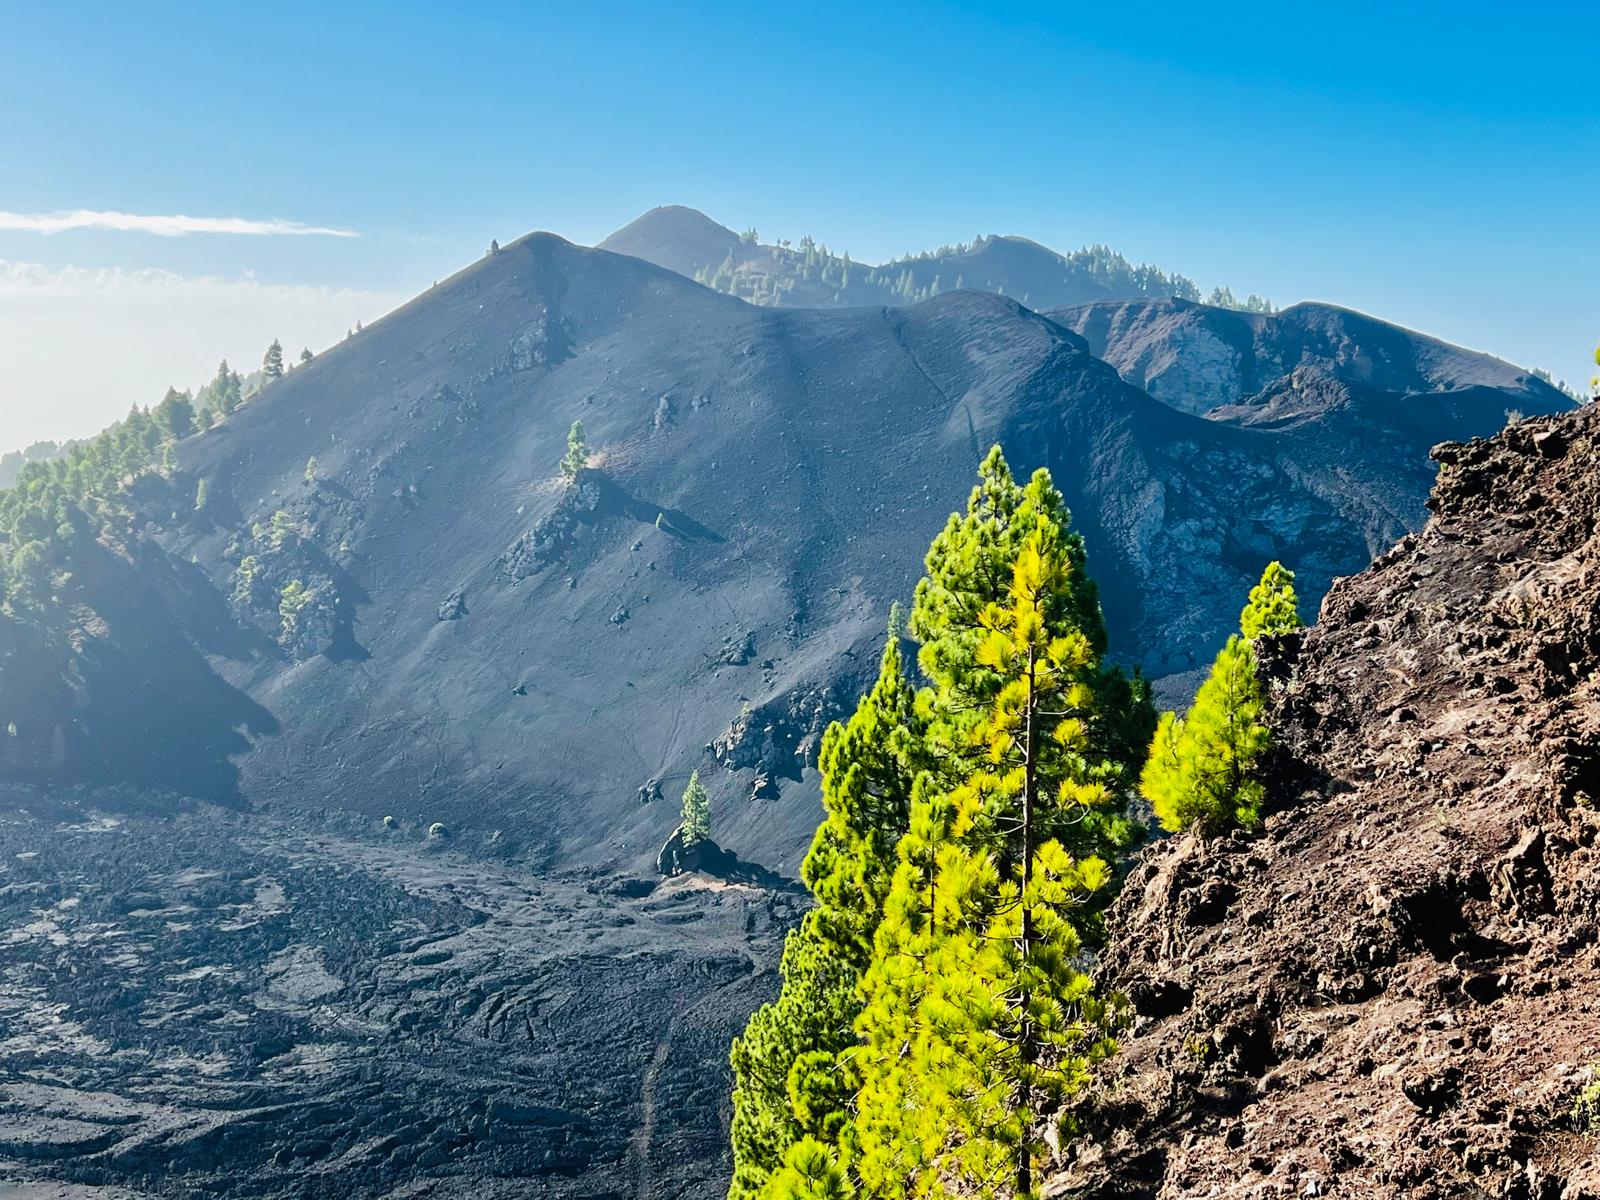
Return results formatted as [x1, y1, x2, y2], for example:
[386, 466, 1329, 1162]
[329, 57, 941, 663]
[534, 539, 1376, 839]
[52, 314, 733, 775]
[1054, 403, 1600, 1197]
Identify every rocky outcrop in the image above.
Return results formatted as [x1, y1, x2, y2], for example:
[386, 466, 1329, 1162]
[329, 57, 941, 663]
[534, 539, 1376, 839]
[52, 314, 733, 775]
[498, 471, 610, 581]
[712, 681, 845, 789]
[1053, 403, 1600, 1199]
[225, 512, 346, 658]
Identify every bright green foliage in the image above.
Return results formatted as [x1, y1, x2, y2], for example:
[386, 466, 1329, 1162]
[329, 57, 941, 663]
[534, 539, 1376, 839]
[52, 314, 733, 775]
[1140, 562, 1300, 836]
[730, 448, 1146, 1200]
[194, 479, 210, 513]
[728, 635, 920, 1200]
[852, 531, 1125, 1200]
[278, 579, 311, 642]
[269, 510, 298, 550]
[680, 770, 711, 846]
[561, 421, 588, 480]
[305, 457, 319, 485]
[1140, 637, 1270, 835]
[1239, 560, 1300, 640]
[233, 556, 262, 607]
[765, 1138, 856, 1200]
[908, 447, 1148, 857]
[263, 339, 285, 381]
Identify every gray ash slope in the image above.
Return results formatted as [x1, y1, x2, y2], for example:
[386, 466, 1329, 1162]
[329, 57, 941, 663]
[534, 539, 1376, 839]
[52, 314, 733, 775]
[145, 232, 1567, 868]
[1052, 295, 1554, 419]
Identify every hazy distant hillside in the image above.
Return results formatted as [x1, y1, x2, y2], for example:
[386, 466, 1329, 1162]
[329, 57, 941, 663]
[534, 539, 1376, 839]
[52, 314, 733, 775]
[0, 439, 68, 489]
[599, 205, 1273, 312]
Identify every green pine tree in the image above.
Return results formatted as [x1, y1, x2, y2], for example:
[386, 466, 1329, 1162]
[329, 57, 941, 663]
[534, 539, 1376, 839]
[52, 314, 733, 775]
[680, 770, 711, 846]
[1140, 562, 1300, 836]
[153, 388, 195, 441]
[561, 421, 588, 481]
[736, 448, 1147, 1200]
[1240, 560, 1299, 639]
[728, 633, 921, 1200]
[853, 528, 1125, 1200]
[209, 360, 242, 415]
[908, 447, 1150, 853]
[263, 339, 285, 381]
[765, 1137, 857, 1200]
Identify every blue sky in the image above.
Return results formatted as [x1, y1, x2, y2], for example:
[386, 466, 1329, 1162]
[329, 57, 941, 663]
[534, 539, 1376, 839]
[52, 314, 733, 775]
[3, 0, 1596, 448]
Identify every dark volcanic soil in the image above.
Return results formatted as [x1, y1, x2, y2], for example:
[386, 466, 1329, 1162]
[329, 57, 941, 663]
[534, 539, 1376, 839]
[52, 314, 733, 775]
[0, 789, 794, 1198]
[1053, 405, 1600, 1198]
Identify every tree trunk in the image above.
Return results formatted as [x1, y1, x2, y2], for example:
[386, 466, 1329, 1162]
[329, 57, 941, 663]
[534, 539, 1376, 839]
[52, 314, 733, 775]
[1016, 639, 1038, 1200]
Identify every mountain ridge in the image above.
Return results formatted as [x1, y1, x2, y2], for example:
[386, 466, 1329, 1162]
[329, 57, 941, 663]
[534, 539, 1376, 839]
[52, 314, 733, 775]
[599, 205, 1221, 310]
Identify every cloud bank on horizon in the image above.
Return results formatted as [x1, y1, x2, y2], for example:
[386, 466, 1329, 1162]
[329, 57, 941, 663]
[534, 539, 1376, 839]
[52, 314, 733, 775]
[0, 210, 358, 238]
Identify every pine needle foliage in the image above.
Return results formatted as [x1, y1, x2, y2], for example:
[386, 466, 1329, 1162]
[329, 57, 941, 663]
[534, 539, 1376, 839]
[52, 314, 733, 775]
[561, 421, 588, 481]
[1140, 561, 1301, 836]
[1239, 560, 1299, 640]
[730, 448, 1149, 1200]
[681, 770, 712, 846]
[852, 527, 1125, 1200]
[728, 634, 921, 1200]
[766, 1137, 857, 1200]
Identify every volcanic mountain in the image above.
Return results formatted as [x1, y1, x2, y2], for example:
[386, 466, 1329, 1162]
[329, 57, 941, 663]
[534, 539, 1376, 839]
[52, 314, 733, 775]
[0, 227, 1576, 1198]
[9, 232, 1570, 865]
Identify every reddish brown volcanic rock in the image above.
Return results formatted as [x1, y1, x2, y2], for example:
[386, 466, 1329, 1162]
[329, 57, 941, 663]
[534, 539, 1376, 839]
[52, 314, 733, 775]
[1057, 404, 1600, 1200]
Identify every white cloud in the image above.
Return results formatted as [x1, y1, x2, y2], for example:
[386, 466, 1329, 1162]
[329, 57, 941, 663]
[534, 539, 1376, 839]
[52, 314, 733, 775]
[0, 259, 410, 449]
[0, 210, 358, 238]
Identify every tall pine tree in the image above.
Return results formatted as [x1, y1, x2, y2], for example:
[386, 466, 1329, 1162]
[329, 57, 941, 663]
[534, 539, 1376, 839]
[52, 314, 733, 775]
[740, 448, 1150, 1200]
[852, 527, 1127, 1200]
[561, 421, 588, 481]
[728, 633, 921, 1200]
[681, 770, 711, 846]
[262, 339, 285, 381]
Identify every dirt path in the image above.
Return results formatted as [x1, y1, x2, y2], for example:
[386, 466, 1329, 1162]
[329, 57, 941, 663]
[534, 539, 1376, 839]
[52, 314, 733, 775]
[631, 1035, 675, 1197]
